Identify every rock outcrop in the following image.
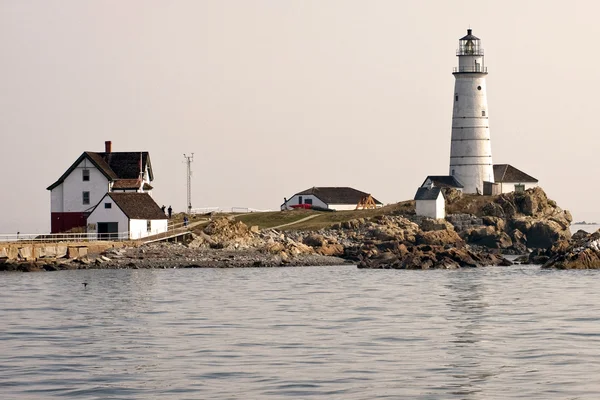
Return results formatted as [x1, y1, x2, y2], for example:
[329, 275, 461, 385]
[448, 187, 571, 251]
[535, 230, 600, 269]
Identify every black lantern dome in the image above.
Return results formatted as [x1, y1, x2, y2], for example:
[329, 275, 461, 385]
[457, 29, 483, 56]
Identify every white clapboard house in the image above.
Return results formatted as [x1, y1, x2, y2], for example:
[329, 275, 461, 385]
[489, 164, 539, 194]
[87, 193, 168, 240]
[46, 141, 154, 233]
[281, 187, 383, 211]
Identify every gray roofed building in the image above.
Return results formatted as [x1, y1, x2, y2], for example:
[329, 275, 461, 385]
[47, 141, 156, 233]
[281, 187, 382, 211]
[414, 187, 443, 201]
[414, 187, 445, 219]
[493, 164, 538, 183]
[421, 175, 464, 189]
[295, 187, 382, 205]
[105, 193, 166, 220]
[47, 150, 153, 190]
[86, 192, 168, 240]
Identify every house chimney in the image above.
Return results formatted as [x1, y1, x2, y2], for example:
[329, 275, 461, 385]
[105, 141, 112, 153]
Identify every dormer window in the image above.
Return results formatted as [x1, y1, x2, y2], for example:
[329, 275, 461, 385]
[82, 169, 90, 181]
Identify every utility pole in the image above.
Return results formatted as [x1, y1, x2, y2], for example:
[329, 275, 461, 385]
[183, 153, 194, 214]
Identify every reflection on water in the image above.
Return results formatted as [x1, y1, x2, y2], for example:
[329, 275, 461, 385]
[2, 266, 600, 399]
[444, 273, 489, 397]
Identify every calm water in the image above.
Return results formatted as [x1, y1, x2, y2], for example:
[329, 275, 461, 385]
[2, 265, 600, 399]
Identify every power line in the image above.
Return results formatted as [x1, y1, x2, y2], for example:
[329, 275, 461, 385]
[183, 153, 194, 214]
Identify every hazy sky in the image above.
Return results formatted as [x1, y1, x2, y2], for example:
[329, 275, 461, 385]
[2, 1, 599, 234]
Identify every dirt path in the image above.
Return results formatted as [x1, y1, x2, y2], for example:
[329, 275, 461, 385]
[270, 214, 321, 230]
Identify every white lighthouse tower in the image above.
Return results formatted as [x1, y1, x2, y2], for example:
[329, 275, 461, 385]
[449, 29, 494, 194]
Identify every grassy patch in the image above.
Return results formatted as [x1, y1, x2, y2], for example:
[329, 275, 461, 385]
[233, 201, 415, 231]
[234, 209, 318, 229]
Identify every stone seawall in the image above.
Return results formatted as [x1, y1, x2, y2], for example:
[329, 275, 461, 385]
[0, 242, 130, 262]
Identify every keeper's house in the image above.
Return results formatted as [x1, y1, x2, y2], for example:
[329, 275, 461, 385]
[281, 187, 382, 211]
[46, 141, 154, 233]
[86, 193, 167, 240]
[487, 164, 538, 195]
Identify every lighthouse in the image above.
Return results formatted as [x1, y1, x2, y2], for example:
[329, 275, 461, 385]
[449, 29, 494, 194]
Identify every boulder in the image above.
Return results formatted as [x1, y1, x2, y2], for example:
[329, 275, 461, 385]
[482, 216, 505, 232]
[315, 244, 344, 257]
[467, 227, 512, 249]
[526, 220, 571, 249]
[572, 229, 590, 242]
[442, 188, 462, 204]
[358, 244, 511, 269]
[420, 218, 453, 232]
[482, 202, 505, 218]
[303, 234, 327, 247]
[415, 229, 463, 246]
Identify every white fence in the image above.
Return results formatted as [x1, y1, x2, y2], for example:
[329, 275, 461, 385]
[0, 232, 131, 243]
[189, 207, 273, 215]
[0, 221, 190, 244]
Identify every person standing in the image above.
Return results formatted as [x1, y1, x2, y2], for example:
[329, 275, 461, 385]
[161, 205, 166, 215]
[168, 205, 172, 219]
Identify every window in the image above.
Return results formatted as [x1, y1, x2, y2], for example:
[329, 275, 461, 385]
[82, 191, 90, 205]
[304, 198, 313, 205]
[455, 95, 458, 101]
[482, 111, 486, 116]
[147, 220, 152, 233]
[82, 169, 90, 181]
[477, 86, 482, 90]
[298, 196, 303, 204]
[104, 203, 112, 209]
[515, 184, 525, 194]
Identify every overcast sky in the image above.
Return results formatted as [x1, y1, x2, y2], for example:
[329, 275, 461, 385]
[1, 1, 599, 233]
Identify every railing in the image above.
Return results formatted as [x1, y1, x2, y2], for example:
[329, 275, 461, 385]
[453, 66, 487, 73]
[0, 232, 132, 244]
[0, 221, 194, 244]
[189, 207, 222, 215]
[456, 48, 484, 56]
[189, 207, 273, 215]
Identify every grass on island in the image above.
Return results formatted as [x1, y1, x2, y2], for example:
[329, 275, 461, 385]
[234, 209, 318, 229]
[234, 201, 415, 231]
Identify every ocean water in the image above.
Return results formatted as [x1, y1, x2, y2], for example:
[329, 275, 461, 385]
[2, 265, 600, 399]
[571, 223, 600, 234]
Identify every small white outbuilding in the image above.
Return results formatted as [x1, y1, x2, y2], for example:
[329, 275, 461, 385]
[414, 187, 445, 219]
[87, 192, 168, 240]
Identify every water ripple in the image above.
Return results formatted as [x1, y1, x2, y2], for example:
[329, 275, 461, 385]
[2, 265, 600, 399]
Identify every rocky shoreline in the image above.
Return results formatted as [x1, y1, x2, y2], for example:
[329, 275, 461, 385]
[0, 245, 348, 272]
[2, 187, 597, 272]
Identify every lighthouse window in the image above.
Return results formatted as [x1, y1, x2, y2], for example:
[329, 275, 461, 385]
[477, 86, 482, 90]
[455, 95, 458, 101]
[482, 111, 486, 116]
